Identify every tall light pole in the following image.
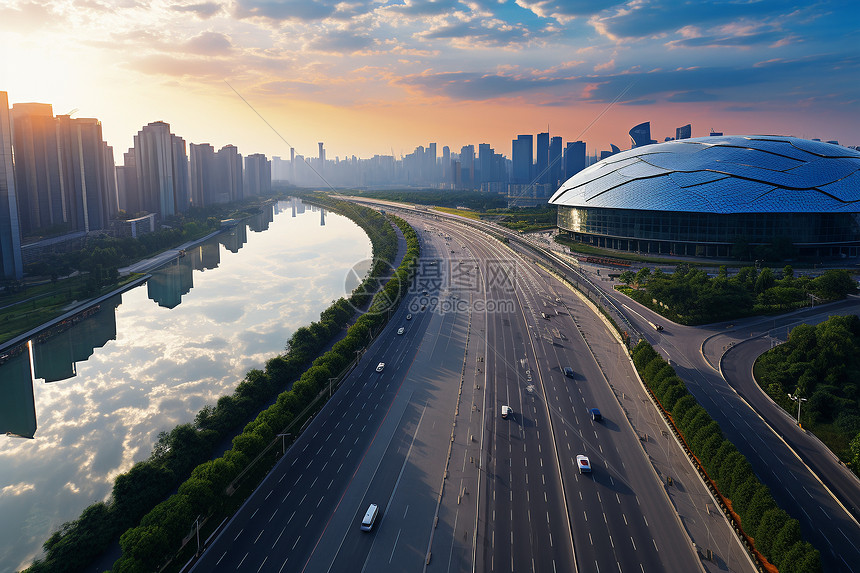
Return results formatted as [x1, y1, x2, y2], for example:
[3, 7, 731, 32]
[788, 393, 807, 427]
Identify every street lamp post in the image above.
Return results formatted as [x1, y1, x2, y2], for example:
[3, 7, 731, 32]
[788, 393, 808, 427]
[277, 433, 292, 455]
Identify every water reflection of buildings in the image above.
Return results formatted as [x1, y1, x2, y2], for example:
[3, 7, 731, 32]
[291, 196, 305, 217]
[147, 256, 194, 308]
[247, 203, 274, 233]
[188, 241, 220, 272]
[33, 295, 122, 382]
[0, 349, 36, 438]
[219, 223, 248, 253]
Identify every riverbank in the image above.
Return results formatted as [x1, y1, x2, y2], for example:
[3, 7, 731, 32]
[0, 274, 150, 356]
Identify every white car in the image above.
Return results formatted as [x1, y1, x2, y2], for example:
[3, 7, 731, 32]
[576, 455, 591, 474]
[376, 362, 385, 372]
[397, 327, 405, 335]
[406, 314, 412, 320]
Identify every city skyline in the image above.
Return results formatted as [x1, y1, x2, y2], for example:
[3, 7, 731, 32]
[1, 0, 857, 163]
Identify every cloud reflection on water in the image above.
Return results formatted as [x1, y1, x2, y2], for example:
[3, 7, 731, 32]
[0, 199, 372, 571]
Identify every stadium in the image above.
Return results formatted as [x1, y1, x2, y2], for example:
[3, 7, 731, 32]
[548, 135, 860, 260]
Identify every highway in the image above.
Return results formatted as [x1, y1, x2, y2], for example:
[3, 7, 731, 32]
[190, 206, 748, 573]
[566, 257, 860, 573]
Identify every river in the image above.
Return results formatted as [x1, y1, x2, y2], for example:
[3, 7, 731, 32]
[0, 198, 372, 572]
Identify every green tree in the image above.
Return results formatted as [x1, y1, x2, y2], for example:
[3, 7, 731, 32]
[618, 270, 635, 286]
[754, 508, 787, 559]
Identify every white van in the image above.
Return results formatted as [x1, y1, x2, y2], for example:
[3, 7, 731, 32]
[360, 503, 379, 531]
[501, 405, 511, 419]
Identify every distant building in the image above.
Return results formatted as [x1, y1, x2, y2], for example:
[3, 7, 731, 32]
[564, 141, 586, 180]
[549, 136, 562, 188]
[10, 103, 64, 235]
[0, 91, 23, 279]
[244, 153, 271, 196]
[189, 143, 216, 208]
[676, 124, 692, 140]
[629, 122, 656, 148]
[709, 131, 723, 137]
[536, 132, 549, 184]
[215, 145, 243, 203]
[512, 135, 533, 184]
[133, 121, 190, 218]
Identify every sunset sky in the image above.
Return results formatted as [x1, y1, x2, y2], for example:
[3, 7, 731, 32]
[1, 0, 858, 164]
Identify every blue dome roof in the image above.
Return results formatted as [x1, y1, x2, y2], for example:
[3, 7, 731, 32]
[548, 135, 860, 214]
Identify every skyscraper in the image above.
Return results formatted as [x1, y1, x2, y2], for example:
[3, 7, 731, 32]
[676, 124, 692, 140]
[459, 145, 475, 188]
[134, 121, 188, 218]
[549, 136, 562, 188]
[189, 143, 215, 208]
[536, 132, 549, 184]
[55, 115, 115, 232]
[215, 145, 243, 203]
[244, 153, 271, 196]
[11, 103, 64, 235]
[512, 135, 533, 184]
[564, 141, 586, 180]
[0, 91, 23, 279]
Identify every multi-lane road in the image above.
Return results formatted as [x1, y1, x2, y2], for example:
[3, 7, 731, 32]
[190, 207, 752, 573]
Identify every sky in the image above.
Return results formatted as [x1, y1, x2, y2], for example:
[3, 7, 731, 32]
[1, 0, 859, 164]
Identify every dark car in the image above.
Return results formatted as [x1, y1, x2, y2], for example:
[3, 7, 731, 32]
[563, 366, 575, 378]
[589, 408, 602, 422]
[654, 324, 664, 331]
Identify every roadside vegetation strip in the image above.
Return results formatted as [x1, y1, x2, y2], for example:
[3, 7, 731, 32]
[616, 264, 856, 325]
[631, 340, 822, 573]
[432, 206, 481, 220]
[21, 198, 409, 573]
[754, 315, 860, 473]
[106, 209, 418, 572]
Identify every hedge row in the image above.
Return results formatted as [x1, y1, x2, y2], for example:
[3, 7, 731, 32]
[23, 197, 402, 573]
[107, 208, 419, 572]
[632, 341, 821, 573]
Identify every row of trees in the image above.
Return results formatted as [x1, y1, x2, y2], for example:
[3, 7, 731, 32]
[756, 315, 860, 466]
[632, 341, 821, 572]
[108, 209, 419, 572]
[23, 197, 407, 573]
[619, 265, 856, 324]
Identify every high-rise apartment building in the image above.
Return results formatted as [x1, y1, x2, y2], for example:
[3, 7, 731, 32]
[0, 92, 23, 279]
[189, 143, 215, 208]
[676, 124, 692, 140]
[10, 103, 64, 235]
[215, 145, 243, 203]
[55, 115, 116, 232]
[244, 153, 271, 196]
[133, 121, 189, 218]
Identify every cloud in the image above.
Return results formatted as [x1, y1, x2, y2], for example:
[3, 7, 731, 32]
[184, 31, 234, 55]
[666, 89, 719, 102]
[590, 0, 799, 41]
[233, 0, 366, 22]
[0, 1, 60, 32]
[514, 0, 626, 23]
[397, 70, 577, 101]
[307, 29, 376, 54]
[128, 54, 234, 78]
[384, 0, 462, 17]
[171, 1, 222, 19]
[417, 19, 532, 48]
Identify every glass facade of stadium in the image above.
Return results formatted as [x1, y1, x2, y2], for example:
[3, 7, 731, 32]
[557, 206, 860, 259]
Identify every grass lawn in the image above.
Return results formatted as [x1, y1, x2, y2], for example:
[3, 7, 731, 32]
[432, 206, 481, 220]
